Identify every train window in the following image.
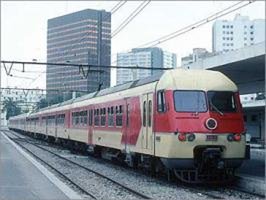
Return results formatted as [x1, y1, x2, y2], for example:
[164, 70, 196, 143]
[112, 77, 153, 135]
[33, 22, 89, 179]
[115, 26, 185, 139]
[101, 108, 106, 126]
[116, 105, 123, 126]
[94, 109, 99, 126]
[88, 110, 93, 126]
[116, 106, 119, 114]
[126, 104, 129, 126]
[174, 91, 207, 112]
[148, 100, 152, 127]
[108, 106, 114, 126]
[157, 90, 166, 112]
[207, 91, 236, 113]
[111, 107, 114, 114]
[143, 101, 146, 126]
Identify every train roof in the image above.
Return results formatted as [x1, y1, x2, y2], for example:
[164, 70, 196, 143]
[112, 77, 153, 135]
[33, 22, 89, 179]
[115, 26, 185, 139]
[35, 71, 164, 112]
[9, 68, 238, 120]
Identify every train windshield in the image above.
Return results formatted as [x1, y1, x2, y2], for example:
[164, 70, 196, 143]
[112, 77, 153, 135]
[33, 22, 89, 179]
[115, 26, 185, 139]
[207, 91, 237, 113]
[174, 91, 207, 112]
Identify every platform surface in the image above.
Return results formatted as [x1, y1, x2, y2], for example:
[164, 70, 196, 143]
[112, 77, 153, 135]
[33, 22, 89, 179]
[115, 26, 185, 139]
[0, 131, 71, 200]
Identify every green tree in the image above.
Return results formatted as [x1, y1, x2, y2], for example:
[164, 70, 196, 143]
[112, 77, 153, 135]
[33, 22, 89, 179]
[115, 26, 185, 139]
[3, 97, 21, 120]
[36, 98, 49, 110]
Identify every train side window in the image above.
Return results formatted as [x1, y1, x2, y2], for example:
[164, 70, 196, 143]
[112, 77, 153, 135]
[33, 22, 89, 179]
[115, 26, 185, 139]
[116, 105, 123, 126]
[148, 100, 152, 127]
[143, 101, 146, 126]
[108, 106, 114, 126]
[126, 104, 129, 126]
[157, 90, 166, 112]
[101, 108, 106, 126]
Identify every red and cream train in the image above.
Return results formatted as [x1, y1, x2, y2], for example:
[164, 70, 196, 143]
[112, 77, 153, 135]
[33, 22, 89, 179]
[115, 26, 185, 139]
[8, 68, 249, 182]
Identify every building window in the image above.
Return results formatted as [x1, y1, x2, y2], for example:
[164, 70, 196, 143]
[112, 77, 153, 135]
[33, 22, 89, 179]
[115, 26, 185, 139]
[244, 25, 247, 28]
[244, 32, 247, 35]
[230, 37, 233, 40]
[250, 31, 254, 35]
[222, 25, 225, 28]
[250, 38, 254, 41]
[244, 37, 247, 40]
[230, 25, 233, 28]
[230, 31, 233, 34]
[250, 25, 253, 29]
[226, 25, 229, 28]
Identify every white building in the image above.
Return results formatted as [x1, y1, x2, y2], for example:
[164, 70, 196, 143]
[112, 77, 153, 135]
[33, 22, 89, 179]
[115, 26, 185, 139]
[117, 48, 176, 85]
[181, 48, 215, 67]
[0, 88, 46, 126]
[212, 14, 265, 53]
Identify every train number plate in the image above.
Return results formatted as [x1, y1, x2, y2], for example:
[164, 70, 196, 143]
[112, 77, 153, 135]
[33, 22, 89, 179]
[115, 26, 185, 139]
[206, 135, 218, 141]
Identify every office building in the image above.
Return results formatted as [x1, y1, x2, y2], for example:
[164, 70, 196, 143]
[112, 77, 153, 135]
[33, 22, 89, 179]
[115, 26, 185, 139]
[212, 14, 265, 53]
[47, 9, 111, 100]
[116, 47, 176, 85]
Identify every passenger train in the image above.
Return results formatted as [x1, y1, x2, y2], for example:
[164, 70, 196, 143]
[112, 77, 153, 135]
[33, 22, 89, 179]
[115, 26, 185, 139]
[8, 68, 249, 183]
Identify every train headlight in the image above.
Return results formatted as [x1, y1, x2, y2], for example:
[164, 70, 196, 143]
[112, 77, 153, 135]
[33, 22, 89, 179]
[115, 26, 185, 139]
[205, 118, 217, 130]
[187, 133, 195, 142]
[234, 134, 241, 141]
[178, 133, 186, 141]
[227, 134, 234, 141]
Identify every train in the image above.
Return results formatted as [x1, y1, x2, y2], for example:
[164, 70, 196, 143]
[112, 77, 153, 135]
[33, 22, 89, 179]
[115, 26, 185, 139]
[8, 68, 249, 183]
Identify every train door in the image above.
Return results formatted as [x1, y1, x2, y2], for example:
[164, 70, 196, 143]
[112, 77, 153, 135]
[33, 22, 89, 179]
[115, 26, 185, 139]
[141, 93, 153, 151]
[88, 107, 94, 144]
[124, 99, 130, 152]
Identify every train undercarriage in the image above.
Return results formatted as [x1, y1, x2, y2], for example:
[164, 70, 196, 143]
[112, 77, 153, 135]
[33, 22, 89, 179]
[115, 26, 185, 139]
[10, 128, 243, 184]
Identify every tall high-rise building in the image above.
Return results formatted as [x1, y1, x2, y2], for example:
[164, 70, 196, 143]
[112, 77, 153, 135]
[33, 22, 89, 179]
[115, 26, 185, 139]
[116, 47, 176, 85]
[47, 9, 111, 100]
[212, 14, 265, 53]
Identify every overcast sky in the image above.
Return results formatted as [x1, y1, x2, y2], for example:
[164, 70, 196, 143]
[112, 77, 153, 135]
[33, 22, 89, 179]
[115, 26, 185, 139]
[1, 1, 265, 89]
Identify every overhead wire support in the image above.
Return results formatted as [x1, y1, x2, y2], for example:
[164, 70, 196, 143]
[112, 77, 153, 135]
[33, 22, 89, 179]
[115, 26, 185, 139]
[1, 60, 172, 72]
[0, 87, 88, 94]
[111, 0, 151, 38]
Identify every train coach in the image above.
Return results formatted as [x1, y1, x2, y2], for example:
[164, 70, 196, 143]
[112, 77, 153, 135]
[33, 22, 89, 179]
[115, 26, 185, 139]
[8, 68, 249, 183]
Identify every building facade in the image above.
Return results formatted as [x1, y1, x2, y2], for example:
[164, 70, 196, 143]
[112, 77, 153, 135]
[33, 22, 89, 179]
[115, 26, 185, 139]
[181, 48, 215, 67]
[116, 47, 176, 85]
[0, 88, 46, 126]
[47, 9, 111, 100]
[212, 14, 265, 53]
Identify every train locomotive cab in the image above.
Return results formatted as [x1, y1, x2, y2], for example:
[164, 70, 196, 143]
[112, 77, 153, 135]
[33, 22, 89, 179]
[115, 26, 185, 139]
[154, 69, 247, 183]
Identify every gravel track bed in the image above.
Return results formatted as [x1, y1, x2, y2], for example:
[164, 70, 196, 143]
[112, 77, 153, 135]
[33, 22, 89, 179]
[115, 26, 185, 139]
[16, 141, 142, 199]
[6, 131, 262, 199]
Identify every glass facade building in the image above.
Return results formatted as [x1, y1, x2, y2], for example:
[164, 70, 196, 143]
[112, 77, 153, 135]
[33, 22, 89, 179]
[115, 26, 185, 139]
[116, 47, 176, 85]
[47, 9, 111, 100]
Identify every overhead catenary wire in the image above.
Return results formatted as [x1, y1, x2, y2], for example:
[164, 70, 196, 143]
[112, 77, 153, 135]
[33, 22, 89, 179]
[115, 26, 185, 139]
[111, 1, 151, 38]
[112, 0, 254, 65]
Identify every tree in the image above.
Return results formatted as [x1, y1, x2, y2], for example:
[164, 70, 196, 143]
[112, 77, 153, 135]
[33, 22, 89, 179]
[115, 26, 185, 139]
[35, 98, 49, 110]
[3, 97, 21, 120]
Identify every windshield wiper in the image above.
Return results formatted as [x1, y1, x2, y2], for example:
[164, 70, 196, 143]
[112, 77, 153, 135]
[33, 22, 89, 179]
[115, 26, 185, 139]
[210, 101, 224, 116]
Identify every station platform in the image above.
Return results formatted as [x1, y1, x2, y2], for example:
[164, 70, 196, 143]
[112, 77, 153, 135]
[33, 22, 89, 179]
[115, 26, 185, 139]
[0, 131, 80, 200]
[236, 148, 265, 196]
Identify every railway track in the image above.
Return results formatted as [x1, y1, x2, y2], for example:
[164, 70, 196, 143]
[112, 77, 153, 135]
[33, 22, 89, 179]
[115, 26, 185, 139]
[4, 130, 264, 199]
[4, 130, 151, 200]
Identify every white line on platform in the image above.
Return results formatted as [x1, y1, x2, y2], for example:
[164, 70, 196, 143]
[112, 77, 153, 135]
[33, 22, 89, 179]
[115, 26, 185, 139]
[1, 132, 82, 200]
